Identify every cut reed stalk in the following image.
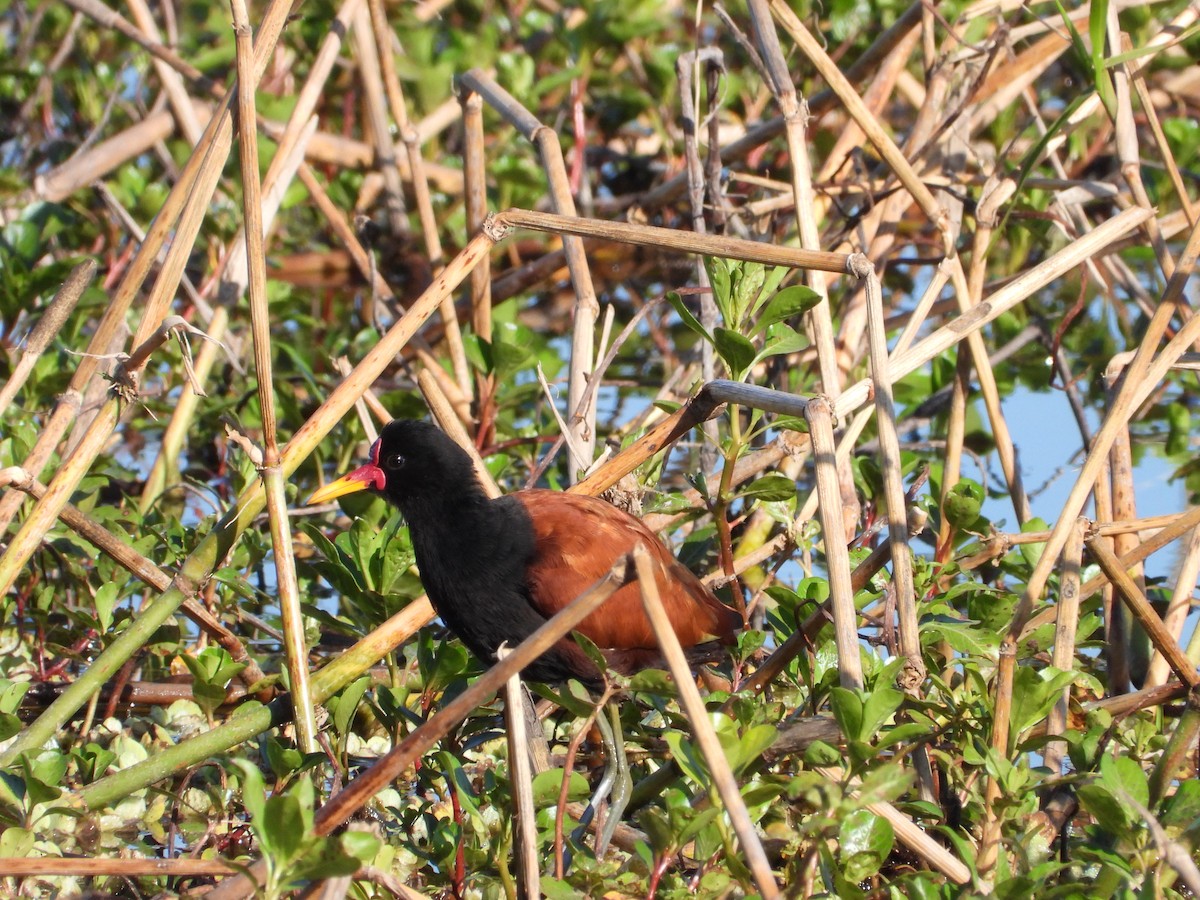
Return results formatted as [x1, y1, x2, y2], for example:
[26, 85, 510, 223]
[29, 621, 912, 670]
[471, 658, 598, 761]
[230, 0, 317, 752]
[1043, 518, 1086, 774]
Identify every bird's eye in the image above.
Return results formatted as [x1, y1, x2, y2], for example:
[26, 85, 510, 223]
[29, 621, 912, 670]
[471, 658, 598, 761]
[385, 453, 406, 470]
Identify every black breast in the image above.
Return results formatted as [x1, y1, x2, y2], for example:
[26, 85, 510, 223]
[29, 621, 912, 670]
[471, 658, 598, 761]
[405, 493, 594, 684]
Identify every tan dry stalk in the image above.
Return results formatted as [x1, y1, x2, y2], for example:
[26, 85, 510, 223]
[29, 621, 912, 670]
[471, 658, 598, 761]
[142, 115, 317, 509]
[1020, 505, 1200, 640]
[62, 0, 212, 90]
[294, 162, 472, 424]
[497, 207, 854, 273]
[967, 20, 1074, 136]
[768, 0, 945, 235]
[416, 370, 500, 499]
[747, 0, 862, 541]
[632, 1, 924, 217]
[369, 0, 443, 265]
[351, 1, 407, 236]
[353, 10, 467, 415]
[935, 352, 971, 559]
[983, 211, 1198, 869]
[674, 48, 722, 475]
[1043, 518, 1086, 774]
[33, 103, 189, 202]
[816, 763, 972, 884]
[124, 0, 203, 144]
[1108, 422, 1142, 683]
[861, 265, 924, 689]
[1011, 210, 1200, 628]
[459, 69, 598, 479]
[1087, 537, 1200, 689]
[229, 0, 317, 753]
[0, 259, 95, 417]
[805, 396, 864, 690]
[0, 0, 296, 596]
[497, 646, 540, 900]
[1144, 525, 1200, 687]
[2, 229, 499, 771]
[0, 858, 238, 877]
[458, 85, 492, 344]
[1130, 69, 1197, 228]
[946, 257, 1031, 523]
[631, 546, 781, 898]
[257, 121, 465, 192]
[1111, 24, 1172, 279]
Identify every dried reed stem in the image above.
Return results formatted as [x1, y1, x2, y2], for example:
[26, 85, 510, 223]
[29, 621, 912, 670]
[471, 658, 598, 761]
[1087, 538, 1200, 689]
[497, 207, 853, 273]
[861, 266, 922, 688]
[460, 69, 598, 478]
[631, 546, 781, 899]
[1043, 518, 1086, 774]
[230, 0, 317, 752]
[768, 0, 945, 234]
[832, 206, 1152, 419]
[804, 397, 864, 689]
[497, 645, 540, 900]
[1144, 525, 1200, 687]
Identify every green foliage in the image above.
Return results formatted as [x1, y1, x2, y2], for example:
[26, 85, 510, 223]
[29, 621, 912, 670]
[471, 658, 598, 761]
[0, 0, 1195, 896]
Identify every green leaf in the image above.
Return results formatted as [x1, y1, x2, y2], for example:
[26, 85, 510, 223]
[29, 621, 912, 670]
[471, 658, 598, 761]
[751, 284, 822, 335]
[838, 807, 894, 882]
[73, 743, 116, 784]
[860, 687, 905, 739]
[338, 829, 381, 862]
[1087, 0, 1117, 118]
[737, 474, 796, 503]
[1008, 666, 1077, 740]
[1100, 752, 1149, 810]
[262, 735, 304, 778]
[830, 688, 865, 744]
[1018, 517, 1050, 569]
[804, 740, 843, 766]
[0, 826, 34, 857]
[1077, 782, 1129, 835]
[1160, 778, 1200, 827]
[627, 668, 678, 697]
[233, 760, 266, 823]
[667, 291, 712, 342]
[0, 713, 20, 743]
[663, 731, 708, 786]
[331, 676, 372, 738]
[263, 791, 306, 864]
[704, 257, 731, 323]
[729, 260, 765, 327]
[748, 322, 807, 372]
[531, 768, 590, 805]
[713, 327, 757, 380]
[93, 582, 118, 633]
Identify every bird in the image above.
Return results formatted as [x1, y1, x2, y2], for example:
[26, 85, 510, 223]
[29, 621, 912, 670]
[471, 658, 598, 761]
[306, 418, 742, 685]
[306, 418, 742, 857]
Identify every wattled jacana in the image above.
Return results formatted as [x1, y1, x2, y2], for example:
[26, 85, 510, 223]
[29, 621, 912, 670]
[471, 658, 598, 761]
[307, 419, 741, 680]
[307, 419, 741, 850]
